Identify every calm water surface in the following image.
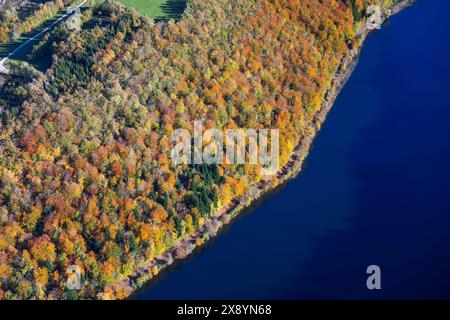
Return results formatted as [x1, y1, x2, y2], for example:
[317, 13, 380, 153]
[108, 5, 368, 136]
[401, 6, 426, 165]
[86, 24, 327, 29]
[135, 0, 450, 299]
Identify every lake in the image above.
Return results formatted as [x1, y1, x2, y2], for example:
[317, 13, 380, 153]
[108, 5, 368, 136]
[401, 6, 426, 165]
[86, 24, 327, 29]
[134, 0, 450, 299]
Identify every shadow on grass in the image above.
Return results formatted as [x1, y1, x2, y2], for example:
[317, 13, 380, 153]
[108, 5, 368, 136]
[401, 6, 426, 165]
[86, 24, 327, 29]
[0, 11, 67, 71]
[0, 7, 95, 72]
[156, 0, 187, 21]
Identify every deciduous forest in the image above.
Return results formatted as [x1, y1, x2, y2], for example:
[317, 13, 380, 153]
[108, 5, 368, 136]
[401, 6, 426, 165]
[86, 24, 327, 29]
[0, 0, 391, 299]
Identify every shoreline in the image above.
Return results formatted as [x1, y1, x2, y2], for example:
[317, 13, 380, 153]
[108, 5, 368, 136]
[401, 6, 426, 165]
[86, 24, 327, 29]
[110, 0, 416, 300]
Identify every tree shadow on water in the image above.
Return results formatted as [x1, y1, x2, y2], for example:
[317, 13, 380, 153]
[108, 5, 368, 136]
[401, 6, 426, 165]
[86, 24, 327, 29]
[156, 0, 187, 22]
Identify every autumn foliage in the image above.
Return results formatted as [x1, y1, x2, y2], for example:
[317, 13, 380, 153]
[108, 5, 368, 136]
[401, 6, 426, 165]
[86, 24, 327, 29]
[0, 0, 383, 299]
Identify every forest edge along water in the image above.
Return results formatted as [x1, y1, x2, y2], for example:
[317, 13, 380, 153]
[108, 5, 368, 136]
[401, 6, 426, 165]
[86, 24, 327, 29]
[127, 0, 422, 299]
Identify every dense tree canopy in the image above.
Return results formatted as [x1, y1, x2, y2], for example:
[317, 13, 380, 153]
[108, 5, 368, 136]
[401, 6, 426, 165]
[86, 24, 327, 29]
[0, 0, 389, 299]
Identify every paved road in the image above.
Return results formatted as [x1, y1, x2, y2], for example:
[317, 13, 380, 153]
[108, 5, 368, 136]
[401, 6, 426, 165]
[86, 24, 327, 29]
[0, 0, 87, 73]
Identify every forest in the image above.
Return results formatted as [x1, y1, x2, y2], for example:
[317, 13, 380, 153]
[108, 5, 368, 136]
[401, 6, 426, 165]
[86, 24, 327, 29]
[0, 0, 80, 43]
[0, 0, 391, 299]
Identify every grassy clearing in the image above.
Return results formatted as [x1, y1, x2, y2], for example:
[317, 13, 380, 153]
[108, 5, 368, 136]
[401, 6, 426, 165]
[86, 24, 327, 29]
[117, 0, 186, 20]
[0, 0, 186, 71]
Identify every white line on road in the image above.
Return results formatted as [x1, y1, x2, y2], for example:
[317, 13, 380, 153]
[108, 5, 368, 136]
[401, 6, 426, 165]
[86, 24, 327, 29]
[0, 0, 87, 73]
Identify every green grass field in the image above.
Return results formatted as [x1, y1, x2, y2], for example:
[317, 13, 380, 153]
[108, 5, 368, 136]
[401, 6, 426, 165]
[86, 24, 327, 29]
[117, 0, 186, 20]
[0, 0, 186, 71]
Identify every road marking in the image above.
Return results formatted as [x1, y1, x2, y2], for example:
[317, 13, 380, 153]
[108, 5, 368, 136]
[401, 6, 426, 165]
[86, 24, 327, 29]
[0, 0, 87, 73]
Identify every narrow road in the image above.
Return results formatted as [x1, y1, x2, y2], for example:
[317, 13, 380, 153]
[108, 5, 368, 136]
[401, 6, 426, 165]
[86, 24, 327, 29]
[0, 0, 87, 73]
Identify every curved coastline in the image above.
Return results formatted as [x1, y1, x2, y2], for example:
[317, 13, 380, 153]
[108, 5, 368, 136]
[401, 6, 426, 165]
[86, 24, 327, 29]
[112, 0, 417, 299]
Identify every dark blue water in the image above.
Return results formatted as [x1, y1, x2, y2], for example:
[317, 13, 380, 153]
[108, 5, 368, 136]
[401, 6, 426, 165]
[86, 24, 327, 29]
[136, 0, 450, 299]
